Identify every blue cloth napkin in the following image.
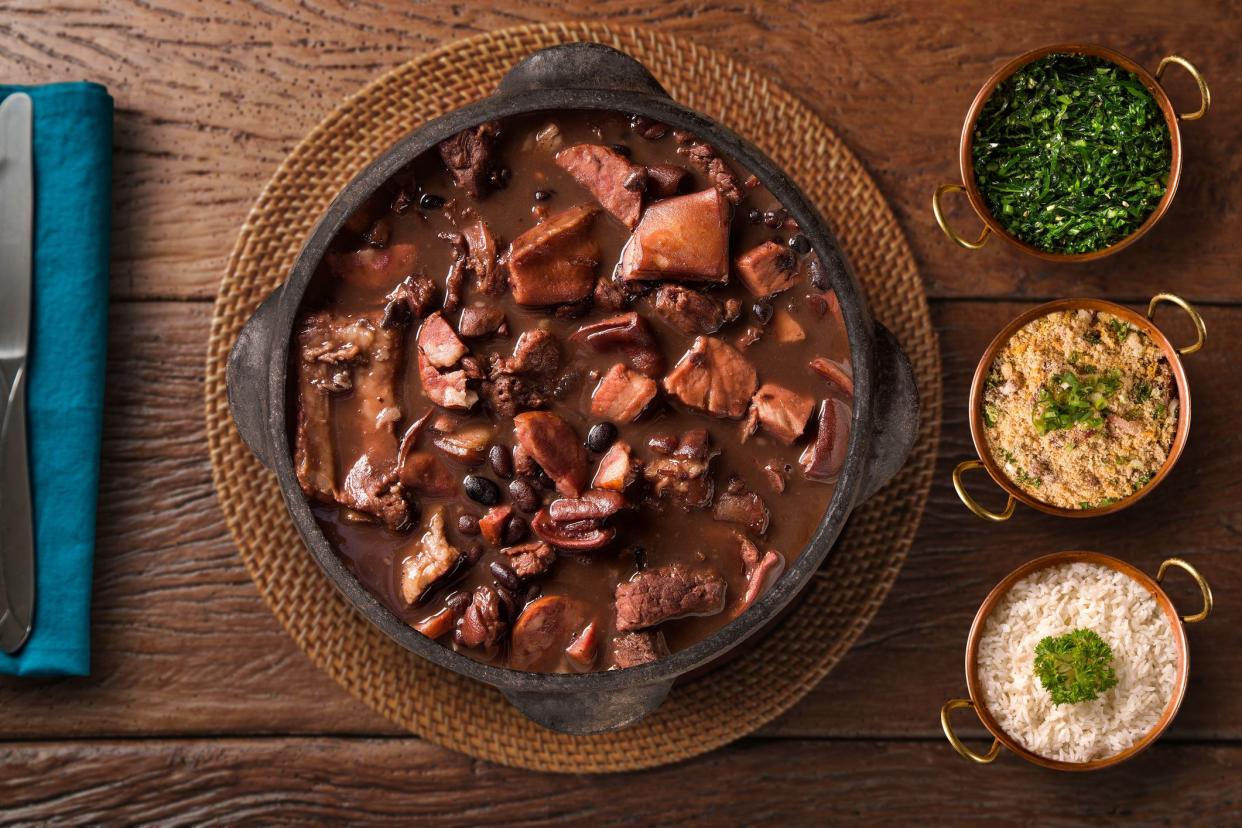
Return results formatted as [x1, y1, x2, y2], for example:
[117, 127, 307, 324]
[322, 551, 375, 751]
[0, 82, 112, 676]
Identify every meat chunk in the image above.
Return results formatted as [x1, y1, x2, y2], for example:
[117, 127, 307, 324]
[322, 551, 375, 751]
[677, 141, 744, 204]
[592, 441, 638, 491]
[618, 188, 730, 284]
[397, 451, 457, 497]
[713, 485, 770, 536]
[438, 121, 499, 199]
[457, 584, 506, 650]
[771, 309, 805, 343]
[593, 275, 628, 311]
[462, 219, 502, 294]
[511, 595, 588, 672]
[513, 411, 589, 497]
[565, 620, 600, 670]
[457, 303, 506, 338]
[810, 357, 854, 399]
[547, 489, 627, 522]
[644, 164, 689, 198]
[737, 548, 785, 615]
[417, 311, 467, 368]
[748, 383, 815, 445]
[431, 422, 494, 464]
[507, 204, 601, 305]
[591, 364, 658, 423]
[611, 631, 669, 668]
[381, 273, 438, 328]
[340, 454, 409, 532]
[643, 429, 718, 509]
[481, 370, 548, 418]
[663, 336, 758, 419]
[614, 565, 727, 631]
[326, 243, 417, 290]
[479, 504, 513, 546]
[555, 144, 644, 228]
[506, 329, 560, 377]
[801, 398, 850, 481]
[399, 509, 461, 606]
[500, 540, 556, 579]
[293, 313, 358, 502]
[735, 241, 799, 297]
[531, 507, 617, 551]
[418, 351, 478, 411]
[571, 312, 664, 378]
[652, 285, 725, 335]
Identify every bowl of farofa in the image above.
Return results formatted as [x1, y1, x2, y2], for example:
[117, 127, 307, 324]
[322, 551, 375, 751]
[953, 293, 1205, 521]
[940, 551, 1213, 771]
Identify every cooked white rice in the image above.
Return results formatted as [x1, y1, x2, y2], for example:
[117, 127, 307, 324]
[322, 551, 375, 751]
[976, 562, 1178, 763]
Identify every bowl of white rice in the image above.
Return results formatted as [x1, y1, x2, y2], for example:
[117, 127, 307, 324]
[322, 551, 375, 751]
[941, 551, 1212, 770]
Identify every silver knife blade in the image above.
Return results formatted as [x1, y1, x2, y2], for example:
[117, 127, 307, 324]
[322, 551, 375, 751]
[0, 92, 36, 654]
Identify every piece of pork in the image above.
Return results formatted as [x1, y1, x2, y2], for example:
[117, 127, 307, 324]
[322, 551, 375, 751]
[810, 357, 854, 399]
[457, 303, 506, 339]
[418, 350, 478, 411]
[571, 312, 664, 378]
[651, 284, 725, 335]
[747, 383, 815, 445]
[507, 204, 601, 306]
[555, 144, 644, 229]
[513, 411, 589, 497]
[399, 508, 461, 606]
[618, 188, 730, 284]
[800, 398, 851, 481]
[663, 336, 758, 419]
[614, 565, 727, 631]
[381, 273, 438, 328]
[676, 140, 745, 204]
[642, 429, 718, 509]
[462, 219, 502, 294]
[438, 121, 499, 199]
[499, 541, 557, 579]
[326, 243, 418, 291]
[591, 364, 658, 423]
[591, 441, 639, 492]
[735, 240, 799, 297]
[417, 311, 467, 369]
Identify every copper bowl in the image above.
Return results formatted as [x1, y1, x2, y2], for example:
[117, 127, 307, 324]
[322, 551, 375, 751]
[953, 293, 1205, 521]
[932, 43, 1211, 262]
[941, 551, 1212, 771]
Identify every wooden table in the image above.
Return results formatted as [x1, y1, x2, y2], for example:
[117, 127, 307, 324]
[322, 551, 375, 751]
[2, 2, 1239, 823]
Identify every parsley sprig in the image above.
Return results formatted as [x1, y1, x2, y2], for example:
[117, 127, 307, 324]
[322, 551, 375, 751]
[1034, 629, 1119, 705]
[1032, 369, 1122, 435]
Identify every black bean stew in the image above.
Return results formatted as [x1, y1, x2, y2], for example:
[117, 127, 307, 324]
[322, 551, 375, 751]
[289, 111, 853, 673]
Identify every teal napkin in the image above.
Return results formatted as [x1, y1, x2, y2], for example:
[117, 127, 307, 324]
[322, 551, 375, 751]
[0, 82, 112, 676]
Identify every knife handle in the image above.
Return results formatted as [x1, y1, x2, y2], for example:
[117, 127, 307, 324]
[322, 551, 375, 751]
[0, 362, 34, 654]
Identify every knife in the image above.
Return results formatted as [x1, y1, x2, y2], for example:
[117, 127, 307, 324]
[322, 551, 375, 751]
[0, 92, 35, 655]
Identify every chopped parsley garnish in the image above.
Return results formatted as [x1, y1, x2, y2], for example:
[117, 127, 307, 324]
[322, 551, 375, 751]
[972, 54, 1171, 255]
[1084, 330, 1102, 346]
[1035, 629, 1119, 705]
[1110, 318, 1133, 343]
[1130, 380, 1152, 404]
[984, 404, 1000, 427]
[1134, 470, 1155, 489]
[1032, 369, 1122, 435]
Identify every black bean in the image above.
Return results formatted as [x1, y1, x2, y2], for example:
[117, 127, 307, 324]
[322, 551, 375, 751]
[491, 561, 522, 591]
[788, 233, 811, 255]
[489, 166, 511, 189]
[533, 466, 555, 489]
[488, 444, 514, 479]
[610, 142, 632, 157]
[523, 582, 542, 606]
[462, 542, 484, 566]
[445, 591, 472, 613]
[509, 478, 540, 513]
[419, 192, 445, 210]
[586, 422, 619, 453]
[463, 474, 500, 506]
[622, 170, 647, 192]
[503, 515, 529, 545]
[751, 301, 774, 325]
[746, 208, 763, 224]
[763, 209, 785, 229]
[534, 188, 554, 201]
[456, 513, 481, 536]
[631, 545, 648, 570]
[807, 256, 829, 290]
[494, 585, 516, 620]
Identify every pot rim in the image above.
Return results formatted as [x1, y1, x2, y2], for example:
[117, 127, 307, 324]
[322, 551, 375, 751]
[962, 550, 1191, 771]
[260, 83, 881, 693]
[957, 42, 1185, 263]
[966, 296, 1193, 519]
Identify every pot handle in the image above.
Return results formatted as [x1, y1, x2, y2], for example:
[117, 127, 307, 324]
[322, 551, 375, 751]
[941, 698, 1001, 764]
[1157, 558, 1213, 624]
[952, 460, 1016, 522]
[226, 287, 283, 469]
[1148, 293, 1206, 355]
[497, 42, 669, 98]
[858, 323, 921, 501]
[1155, 56, 1210, 121]
[501, 680, 673, 735]
[932, 184, 990, 249]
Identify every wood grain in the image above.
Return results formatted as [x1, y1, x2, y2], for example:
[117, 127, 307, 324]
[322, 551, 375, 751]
[0, 299, 1235, 742]
[0, 0, 1237, 302]
[0, 736, 1238, 825]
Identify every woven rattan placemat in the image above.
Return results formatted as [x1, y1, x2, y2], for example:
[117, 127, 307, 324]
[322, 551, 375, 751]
[204, 21, 941, 773]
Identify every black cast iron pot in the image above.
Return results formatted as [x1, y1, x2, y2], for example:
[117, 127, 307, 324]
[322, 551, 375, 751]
[227, 43, 920, 734]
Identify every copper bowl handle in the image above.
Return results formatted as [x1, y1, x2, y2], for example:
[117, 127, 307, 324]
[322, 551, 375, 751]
[1148, 293, 1206, 355]
[953, 459, 1016, 522]
[941, 698, 1001, 764]
[932, 184, 990, 249]
[1157, 558, 1213, 624]
[1155, 56, 1210, 121]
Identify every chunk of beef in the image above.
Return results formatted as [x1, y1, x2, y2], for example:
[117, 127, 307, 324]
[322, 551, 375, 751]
[747, 383, 815, 445]
[643, 428, 718, 509]
[506, 329, 560, 376]
[500, 541, 557, 579]
[457, 303, 506, 338]
[614, 565, 727, 631]
[399, 509, 461, 606]
[611, 631, 670, 668]
[462, 219, 502, 294]
[618, 188, 730, 284]
[513, 411, 589, 497]
[800, 398, 850, 481]
[438, 121, 499, 199]
[457, 584, 507, 650]
[713, 485, 770, 536]
[644, 164, 689, 198]
[507, 204, 601, 306]
[326, 243, 417, 290]
[339, 454, 409, 532]
[771, 309, 805, 343]
[511, 595, 587, 672]
[381, 273, 438, 328]
[418, 350, 478, 410]
[481, 370, 548, 418]
[593, 275, 628, 311]
[417, 311, 467, 368]
[571, 312, 665, 378]
[735, 240, 799, 297]
[591, 363, 658, 423]
[652, 284, 725, 335]
[592, 441, 638, 491]
[677, 141, 745, 204]
[555, 144, 644, 228]
[809, 357, 854, 399]
[663, 336, 758, 419]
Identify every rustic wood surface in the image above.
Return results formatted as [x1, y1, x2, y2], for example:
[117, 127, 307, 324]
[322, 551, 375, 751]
[0, 1, 1239, 824]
